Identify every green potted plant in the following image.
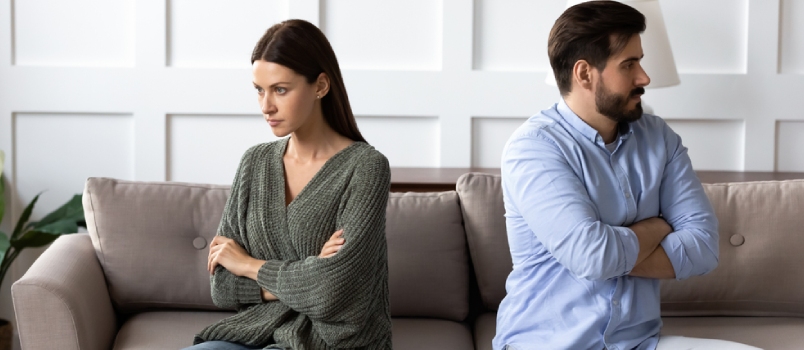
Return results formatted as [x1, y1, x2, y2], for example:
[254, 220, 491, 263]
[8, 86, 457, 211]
[0, 150, 85, 350]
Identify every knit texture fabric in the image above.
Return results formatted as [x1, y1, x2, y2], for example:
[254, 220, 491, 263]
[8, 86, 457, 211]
[194, 138, 392, 349]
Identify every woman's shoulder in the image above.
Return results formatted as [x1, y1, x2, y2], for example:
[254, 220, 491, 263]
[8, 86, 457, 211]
[241, 138, 289, 161]
[348, 142, 389, 169]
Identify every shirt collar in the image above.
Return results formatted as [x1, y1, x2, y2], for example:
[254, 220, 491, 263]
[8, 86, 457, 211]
[557, 99, 635, 144]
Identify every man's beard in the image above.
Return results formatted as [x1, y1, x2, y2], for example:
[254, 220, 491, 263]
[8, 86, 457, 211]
[595, 79, 645, 123]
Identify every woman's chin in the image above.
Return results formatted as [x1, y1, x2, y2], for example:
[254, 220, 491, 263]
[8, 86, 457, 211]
[269, 127, 291, 138]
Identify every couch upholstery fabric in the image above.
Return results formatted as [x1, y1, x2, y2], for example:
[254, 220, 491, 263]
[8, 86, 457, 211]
[387, 191, 470, 321]
[83, 178, 229, 313]
[661, 180, 804, 317]
[113, 311, 233, 350]
[455, 173, 510, 311]
[391, 318, 474, 350]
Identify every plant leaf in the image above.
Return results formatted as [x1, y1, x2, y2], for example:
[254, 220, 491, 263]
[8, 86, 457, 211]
[33, 219, 78, 235]
[29, 194, 83, 231]
[0, 231, 9, 260]
[10, 230, 61, 249]
[12, 193, 40, 240]
[0, 174, 5, 225]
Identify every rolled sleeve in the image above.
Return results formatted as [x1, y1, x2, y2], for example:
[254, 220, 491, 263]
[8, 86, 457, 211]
[615, 226, 641, 275]
[659, 124, 719, 280]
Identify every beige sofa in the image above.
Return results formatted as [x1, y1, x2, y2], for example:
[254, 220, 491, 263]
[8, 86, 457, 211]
[12, 174, 804, 349]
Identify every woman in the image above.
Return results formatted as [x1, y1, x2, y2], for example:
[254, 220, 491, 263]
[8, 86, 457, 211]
[187, 19, 392, 350]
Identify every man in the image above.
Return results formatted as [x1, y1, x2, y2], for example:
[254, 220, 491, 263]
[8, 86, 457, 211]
[494, 2, 760, 349]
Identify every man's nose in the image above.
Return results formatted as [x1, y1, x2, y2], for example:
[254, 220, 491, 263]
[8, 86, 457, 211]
[636, 64, 651, 87]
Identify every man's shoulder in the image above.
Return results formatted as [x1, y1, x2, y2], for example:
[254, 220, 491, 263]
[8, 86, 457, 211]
[509, 105, 568, 143]
[632, 113, 671, 135]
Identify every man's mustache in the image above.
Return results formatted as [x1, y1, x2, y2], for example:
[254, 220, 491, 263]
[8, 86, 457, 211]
[631, 87, 645, 97]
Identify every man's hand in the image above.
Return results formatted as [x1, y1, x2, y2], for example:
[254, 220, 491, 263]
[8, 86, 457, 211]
[208, 236, 262, 278]
[319, 229, 345, 258]
[629, 217, 673, 266]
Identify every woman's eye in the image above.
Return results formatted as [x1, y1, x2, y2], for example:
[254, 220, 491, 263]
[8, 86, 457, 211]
[255, 87, 264, 94]
[276, 87, 287, 94]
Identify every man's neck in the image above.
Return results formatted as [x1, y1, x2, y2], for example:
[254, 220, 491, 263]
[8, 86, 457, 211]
[564, 94, 618, 144]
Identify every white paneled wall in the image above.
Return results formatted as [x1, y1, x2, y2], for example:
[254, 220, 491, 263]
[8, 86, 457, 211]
[323, 0, 443, 70]
[168, 114, 280, 184]
[776, 121, 804, 171]
[473, 1, 564, 71]
[167, 0, 288, 68]
[13, 0, 136, 66]
[472, 117, 528, 168]
[781, 0, 804, 74]
[665, 119, 745, 171]
[662, 0, 749, 74]
[2, 1, 804, 341]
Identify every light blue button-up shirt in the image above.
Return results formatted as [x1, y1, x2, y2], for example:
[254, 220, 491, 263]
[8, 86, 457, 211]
[493, 100, 719, 350]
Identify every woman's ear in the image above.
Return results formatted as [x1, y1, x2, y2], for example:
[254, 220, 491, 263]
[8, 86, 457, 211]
[573, 60, 594, 91]
[315, 73, 330, 99]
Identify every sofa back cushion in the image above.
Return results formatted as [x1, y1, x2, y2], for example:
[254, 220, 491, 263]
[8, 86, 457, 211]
[455, 173, 511, 311]
[386, 191, 470, 321]
[457, 173, 804, 317]
[661, 180, 804, 316]
[83, 177, 227, 313]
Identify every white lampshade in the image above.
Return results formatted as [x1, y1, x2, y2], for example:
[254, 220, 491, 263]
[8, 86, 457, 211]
[545, 0, 680, 89]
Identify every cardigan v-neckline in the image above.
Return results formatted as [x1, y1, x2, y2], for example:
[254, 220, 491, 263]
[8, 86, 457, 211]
[274, 137, 361, 210]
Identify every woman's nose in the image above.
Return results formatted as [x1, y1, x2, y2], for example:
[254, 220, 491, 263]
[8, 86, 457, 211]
[260, 95, 277, 115]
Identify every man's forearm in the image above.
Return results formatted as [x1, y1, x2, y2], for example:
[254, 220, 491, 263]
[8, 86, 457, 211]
[629, 217, 672, 266]
[629, 245, 675, 279]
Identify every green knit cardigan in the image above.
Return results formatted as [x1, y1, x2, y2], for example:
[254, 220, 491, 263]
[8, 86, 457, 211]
[195, 138, 392, 349]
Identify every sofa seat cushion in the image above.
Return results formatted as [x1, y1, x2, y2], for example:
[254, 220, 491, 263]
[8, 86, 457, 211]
[473, 313, 804, 350]
[392, 318, 473, 350]
[662, 316, 804, 350]
[113, 311, 234, 349]
[473, 312, 496, 350]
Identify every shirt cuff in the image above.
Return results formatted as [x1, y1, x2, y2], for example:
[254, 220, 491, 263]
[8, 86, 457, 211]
[616, 226, 640, 275]
[660, 233, 687, 280]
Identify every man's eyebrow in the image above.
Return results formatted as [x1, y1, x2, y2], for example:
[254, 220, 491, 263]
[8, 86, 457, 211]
[620, 54, 644, 64]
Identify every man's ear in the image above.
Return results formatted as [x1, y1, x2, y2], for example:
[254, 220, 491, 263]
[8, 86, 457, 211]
[572, 60, 594, 91]
[315, 73, 330, 98]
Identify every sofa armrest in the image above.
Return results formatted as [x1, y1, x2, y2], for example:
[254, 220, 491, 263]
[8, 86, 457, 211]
[12, 234, 117, 350]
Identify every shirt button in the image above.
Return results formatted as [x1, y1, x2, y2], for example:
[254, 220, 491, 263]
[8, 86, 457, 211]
[612, 300, 620, 307]
[624, 192, 631, 199]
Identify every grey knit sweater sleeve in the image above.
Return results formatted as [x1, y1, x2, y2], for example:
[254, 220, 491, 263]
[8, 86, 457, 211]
[210, 146, 264, 309]
[257, 150, 391, 347]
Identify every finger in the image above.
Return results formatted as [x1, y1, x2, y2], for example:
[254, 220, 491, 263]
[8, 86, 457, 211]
[208, 245, 221, 258]
[211, 235, 224, 246]
[209, 254, 220, 275]
[323, 244, 343, 256]
[329, 229, 344, 240]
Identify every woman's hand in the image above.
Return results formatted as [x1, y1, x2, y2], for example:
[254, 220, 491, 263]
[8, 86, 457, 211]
[208, 236, 263, 279]
[319, 229, 345, 258]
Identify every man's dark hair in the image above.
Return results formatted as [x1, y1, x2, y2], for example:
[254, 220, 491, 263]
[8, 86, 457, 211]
[548, 1, 646, 96]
